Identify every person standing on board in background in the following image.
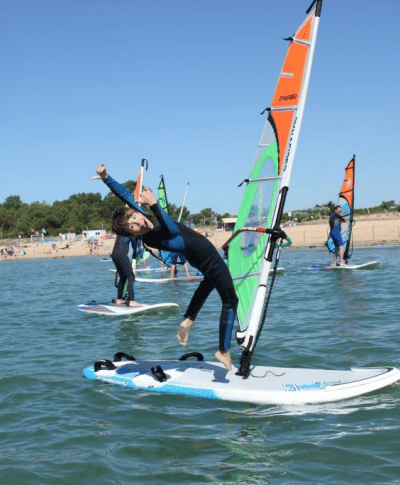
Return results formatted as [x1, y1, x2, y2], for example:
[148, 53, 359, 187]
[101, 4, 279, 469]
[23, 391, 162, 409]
[94, 163, 238, 371]
[134, 238, 149, 270]
[111, 234, 142, 307]
[328, 206, 347, 267]
[164, 252, 191, 279]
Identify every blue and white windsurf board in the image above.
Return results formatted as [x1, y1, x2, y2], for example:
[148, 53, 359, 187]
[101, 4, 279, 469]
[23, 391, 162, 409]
[83, 353, 400, 405]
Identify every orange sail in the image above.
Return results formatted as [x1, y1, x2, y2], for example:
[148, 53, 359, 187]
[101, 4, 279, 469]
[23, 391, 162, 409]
[134, 159, 148, 203]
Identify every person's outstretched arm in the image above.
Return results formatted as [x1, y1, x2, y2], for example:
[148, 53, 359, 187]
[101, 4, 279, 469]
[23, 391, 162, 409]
[94, 164, 148, 216]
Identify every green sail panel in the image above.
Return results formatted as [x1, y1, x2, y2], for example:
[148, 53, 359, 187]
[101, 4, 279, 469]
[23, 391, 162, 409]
[228, 139, 279, 332]
[158, 176, 169, 213]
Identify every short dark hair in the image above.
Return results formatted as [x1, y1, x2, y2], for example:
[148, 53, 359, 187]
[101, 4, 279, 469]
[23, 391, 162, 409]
[112, 207, 135, 237]
[335, 205, 341, 210]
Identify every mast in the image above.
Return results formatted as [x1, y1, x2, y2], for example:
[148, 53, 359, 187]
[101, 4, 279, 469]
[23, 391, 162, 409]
[178, 182, 189, 223]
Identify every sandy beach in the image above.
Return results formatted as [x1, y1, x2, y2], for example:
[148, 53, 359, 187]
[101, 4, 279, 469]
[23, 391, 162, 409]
[1, 213, 399, 262]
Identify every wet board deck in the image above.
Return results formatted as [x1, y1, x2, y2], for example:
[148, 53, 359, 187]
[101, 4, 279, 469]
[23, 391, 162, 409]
[309, 261, 379, 270]
[135, 275, 203, 283]
[83, 354, 400, 405]
[77, 301, 178, 316]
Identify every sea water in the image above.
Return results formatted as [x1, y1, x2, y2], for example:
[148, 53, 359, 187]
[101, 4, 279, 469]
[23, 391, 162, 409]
[1, 246, 400, 484]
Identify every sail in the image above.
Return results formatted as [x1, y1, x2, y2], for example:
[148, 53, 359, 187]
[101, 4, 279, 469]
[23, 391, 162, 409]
[227, 0, 322, 375]
[157, 175, 172, 265]
[327, 156, 355, 261]
[134, 159, 148, 203]
[157, 175, 169, 213]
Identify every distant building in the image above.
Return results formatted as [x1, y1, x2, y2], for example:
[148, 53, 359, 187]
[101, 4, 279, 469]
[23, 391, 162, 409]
[82, 229, 106, 239]
[221, 217, 237, 231]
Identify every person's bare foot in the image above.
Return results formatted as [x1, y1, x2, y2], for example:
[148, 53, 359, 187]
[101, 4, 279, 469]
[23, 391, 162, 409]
[177, 318, 193, 346]
[116, 299, 125, 305]
[128, 301, 142, 307]
[215, 350, 232, 371]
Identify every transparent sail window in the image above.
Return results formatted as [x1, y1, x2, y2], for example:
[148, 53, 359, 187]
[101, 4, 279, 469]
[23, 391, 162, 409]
[240, 156, 278, 257]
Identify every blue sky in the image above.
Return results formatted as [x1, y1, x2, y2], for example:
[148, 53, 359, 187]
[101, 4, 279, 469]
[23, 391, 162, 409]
[1, 0, 399, 215]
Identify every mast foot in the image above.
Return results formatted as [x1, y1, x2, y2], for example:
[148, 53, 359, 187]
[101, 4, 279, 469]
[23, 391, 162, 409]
[235, 350, 252, 379]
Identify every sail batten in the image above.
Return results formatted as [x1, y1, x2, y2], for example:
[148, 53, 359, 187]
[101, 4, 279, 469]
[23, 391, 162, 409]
[227, 0, 323, 376]
[247, 176, 282, 182]
[270, 106, 298, 112]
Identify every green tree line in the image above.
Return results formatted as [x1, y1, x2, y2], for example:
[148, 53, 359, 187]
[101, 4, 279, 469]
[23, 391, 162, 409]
[0, 181, 233, 238]
[281, 200, 400, 224]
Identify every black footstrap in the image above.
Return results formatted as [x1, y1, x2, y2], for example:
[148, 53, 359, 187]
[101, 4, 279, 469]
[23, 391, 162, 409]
[179, 352, 204, 361]
[94, 359, 117, 372]
[114, 352, 135, 362]
[151, 365, 167, 382]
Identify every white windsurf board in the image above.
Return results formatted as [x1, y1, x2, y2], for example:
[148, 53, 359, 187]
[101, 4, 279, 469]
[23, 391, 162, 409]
[78, 301, 178, 316]
[83, 354, 400, 405]
[109, 267, 165, 274]
[135, 275, 203, 284]
[310, 261, 379, 270]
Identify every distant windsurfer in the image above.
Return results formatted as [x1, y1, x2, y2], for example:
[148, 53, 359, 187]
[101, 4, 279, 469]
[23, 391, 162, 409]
[112, 235, 142, 307]
[166, 253, 191, 279]
[94, 164, 238, 371]
[328, 206, 347, 267]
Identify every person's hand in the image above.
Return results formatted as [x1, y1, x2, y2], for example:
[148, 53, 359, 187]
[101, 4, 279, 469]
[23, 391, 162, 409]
[92, 163, 108, 180]
[140, 188, 157, 206]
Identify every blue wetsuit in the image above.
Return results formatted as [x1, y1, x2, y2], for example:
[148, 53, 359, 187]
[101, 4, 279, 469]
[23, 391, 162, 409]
[329, 212, 346, 248]
[104, 175, 238, 352]
[165, 252, 187, 266]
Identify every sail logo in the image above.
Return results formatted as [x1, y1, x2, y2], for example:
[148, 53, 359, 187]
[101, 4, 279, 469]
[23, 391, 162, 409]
[279, 93, 297, 102]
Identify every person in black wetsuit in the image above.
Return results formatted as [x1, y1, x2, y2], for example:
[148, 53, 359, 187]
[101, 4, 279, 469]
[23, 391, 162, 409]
[111, 235, 141, 307]
[95, 164, 238, 371]
[328, 206, 347, 267]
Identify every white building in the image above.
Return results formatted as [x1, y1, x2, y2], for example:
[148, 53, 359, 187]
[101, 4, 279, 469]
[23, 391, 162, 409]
[221, 217, 237, 231]
[82, 229, 106, 239]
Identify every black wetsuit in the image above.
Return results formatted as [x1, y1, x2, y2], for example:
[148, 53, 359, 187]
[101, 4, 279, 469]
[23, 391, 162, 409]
[104, 175, 238, 351]
[111, 235, 136, 302]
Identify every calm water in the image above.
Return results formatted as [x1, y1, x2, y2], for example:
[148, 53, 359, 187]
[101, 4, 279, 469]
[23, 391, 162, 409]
[1, 246, 400, 484]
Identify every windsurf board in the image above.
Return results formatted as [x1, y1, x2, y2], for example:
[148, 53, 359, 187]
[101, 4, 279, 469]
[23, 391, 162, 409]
[135, 275, 203, 284]
[83, 353, 400, 405]
[78, 301, 178, 316]
[310, 261, 379, 270]
[109, 267, 164, 274]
